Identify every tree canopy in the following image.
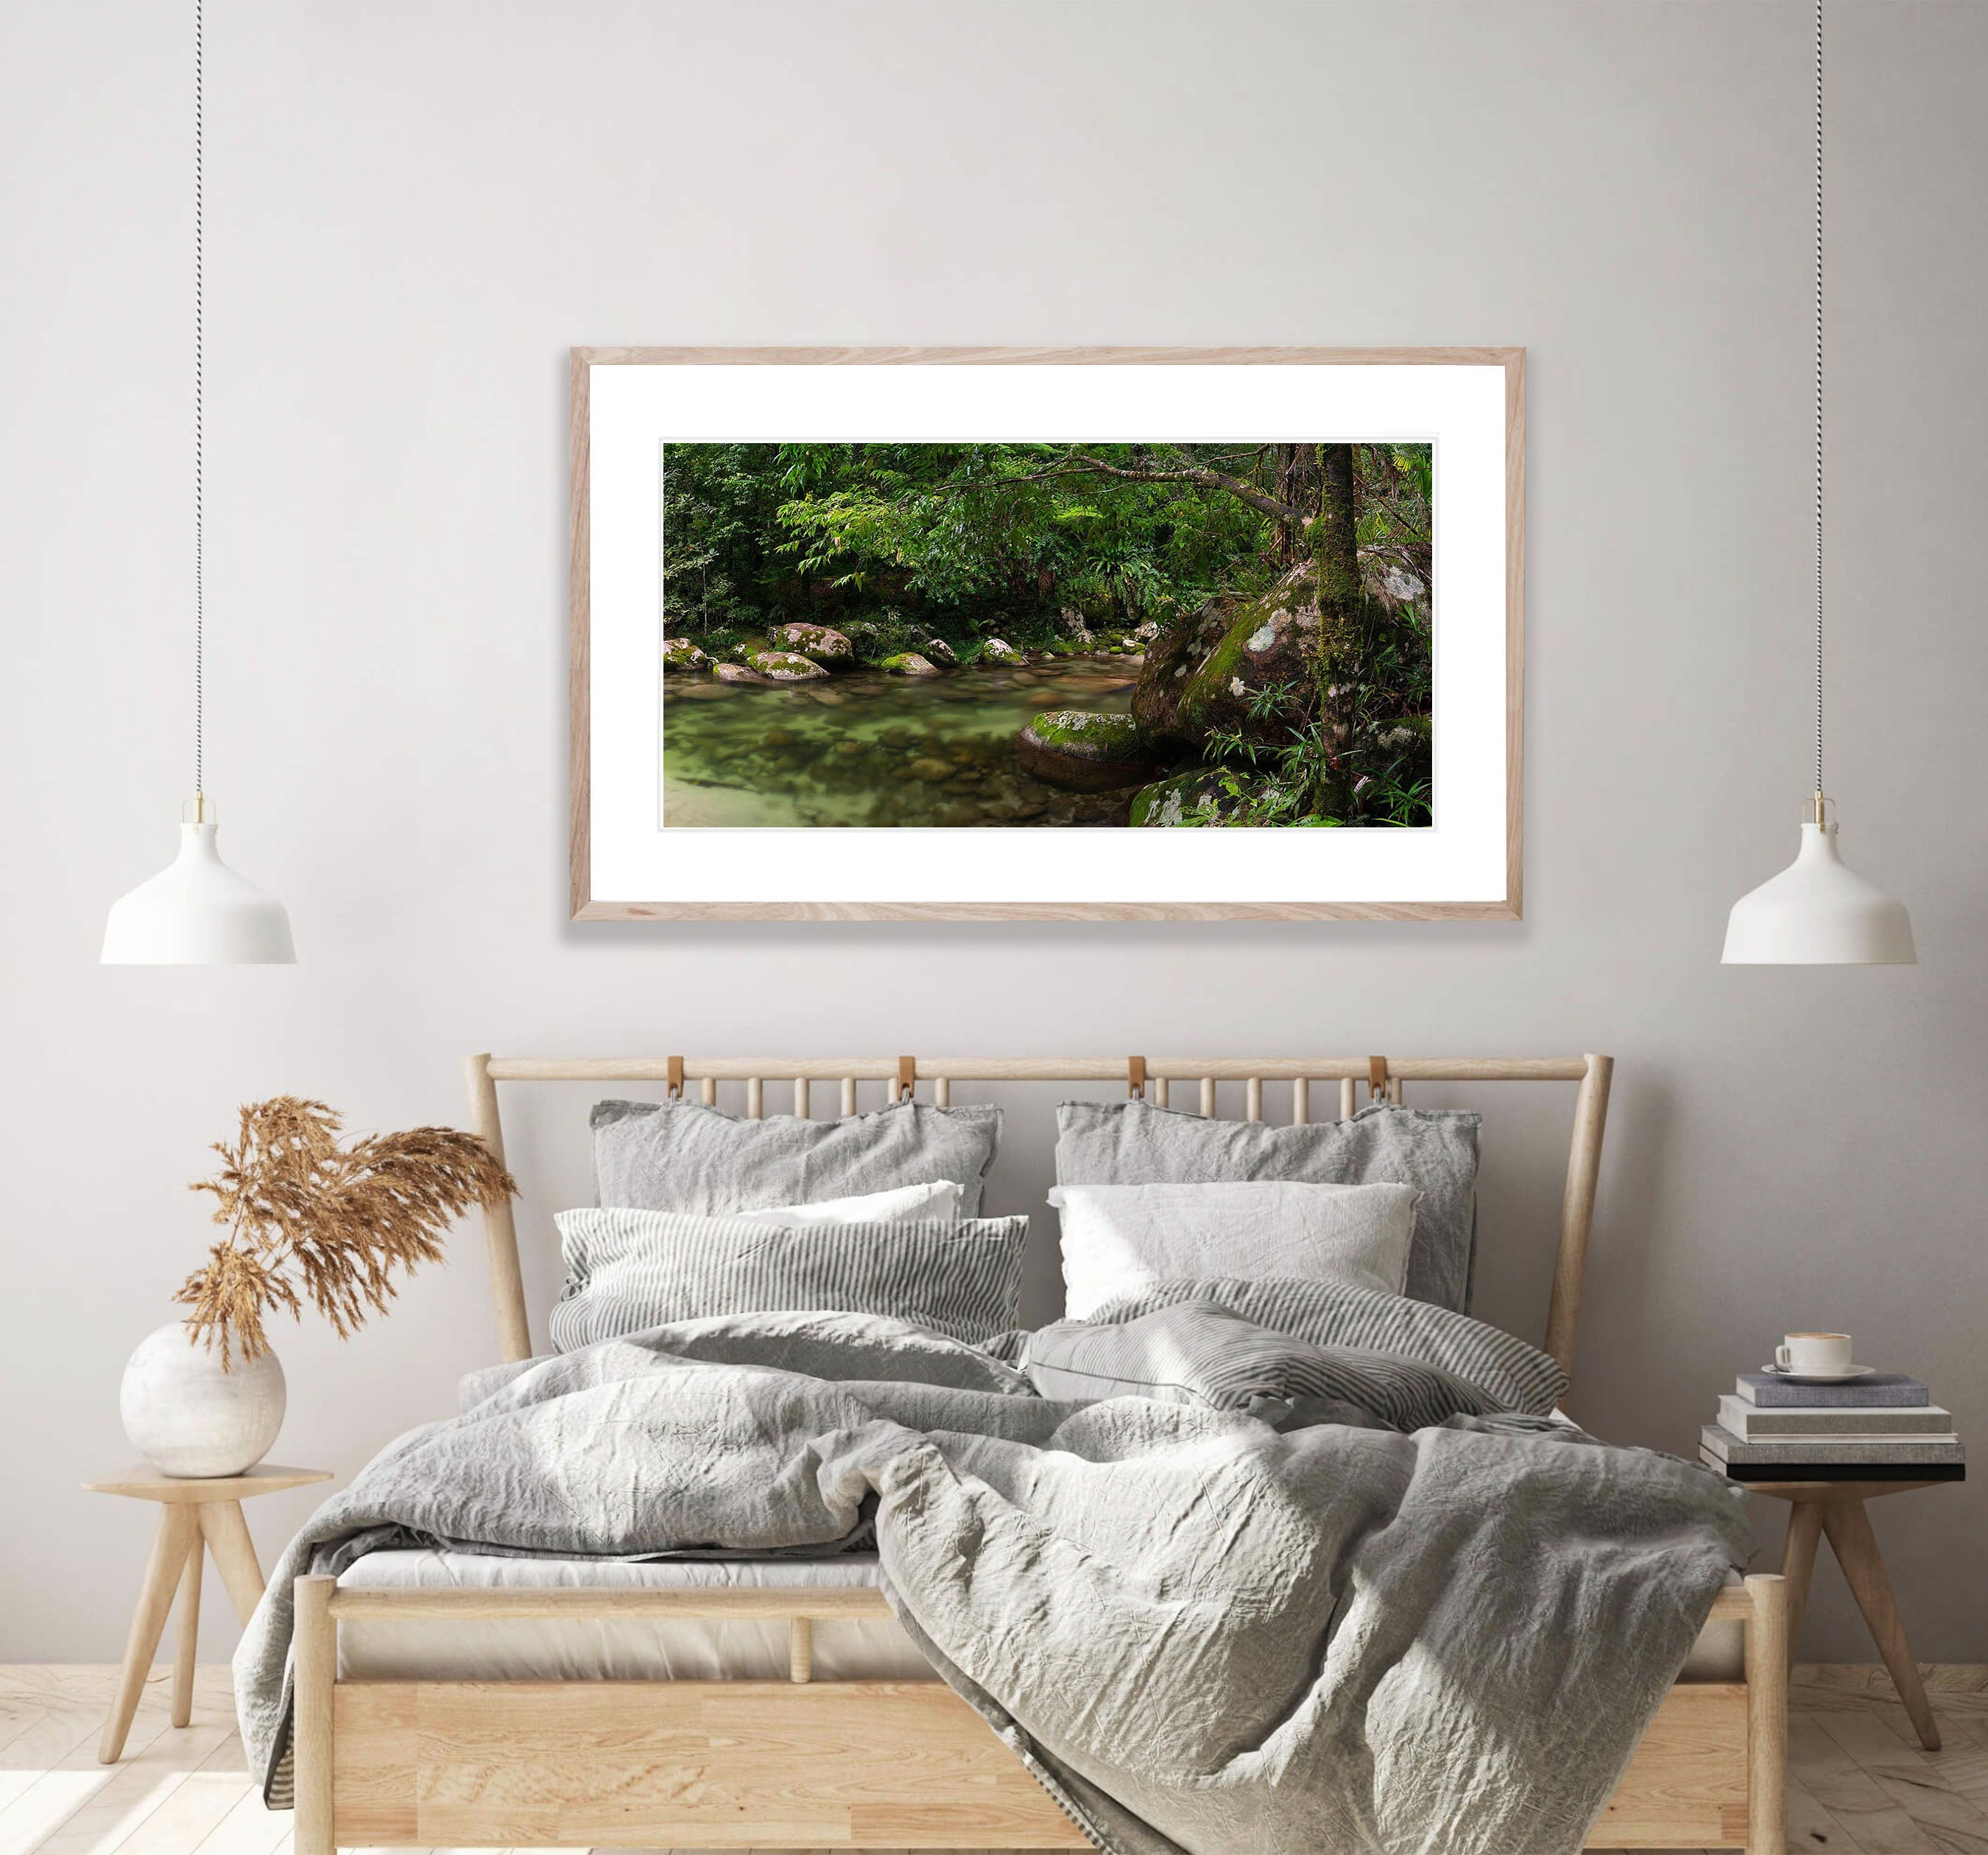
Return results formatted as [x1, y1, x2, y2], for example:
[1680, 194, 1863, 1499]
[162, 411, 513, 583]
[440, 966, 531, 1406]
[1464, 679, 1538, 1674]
[662, 439, 1431, 654]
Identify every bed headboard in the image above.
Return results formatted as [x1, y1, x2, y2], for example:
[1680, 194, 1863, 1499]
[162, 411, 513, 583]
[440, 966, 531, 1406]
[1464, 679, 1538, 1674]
[465, 1053, 1614, 1385]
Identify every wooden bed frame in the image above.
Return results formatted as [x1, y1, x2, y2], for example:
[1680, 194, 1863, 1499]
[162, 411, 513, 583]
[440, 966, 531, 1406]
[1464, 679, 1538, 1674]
[290, 1053, 1786, 1854]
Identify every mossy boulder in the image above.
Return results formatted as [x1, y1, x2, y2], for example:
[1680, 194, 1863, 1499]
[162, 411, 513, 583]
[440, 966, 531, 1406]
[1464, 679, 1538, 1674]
[1130, 563, 1322, 753]
[1129, 768, 1228, 827]
[1129, 766, 1304, 827]
[773, 623, 856, 668]
[1129, 609, 1208, 746]
[1178, 566, 1322, 746]
[982, 638, 1021, 664]
[1015, 710, 1162, 793]
[880, 652, 942, 676]
[1363, 557, 1429, 624]
[742, 649, 829, 682]
[1371, 712, 1433, 752]
[713, 662, 770, 685]
[921, 638, 959, 667]
[661, 636, 712, 674]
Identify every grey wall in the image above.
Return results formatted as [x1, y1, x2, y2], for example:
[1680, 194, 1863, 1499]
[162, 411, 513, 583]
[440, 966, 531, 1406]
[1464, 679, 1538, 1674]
[1, 0, 1982, 1666]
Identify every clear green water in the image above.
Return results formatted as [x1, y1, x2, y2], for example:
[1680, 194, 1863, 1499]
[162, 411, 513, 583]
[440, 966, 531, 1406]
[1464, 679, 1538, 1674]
[662, 658, 1143, 828]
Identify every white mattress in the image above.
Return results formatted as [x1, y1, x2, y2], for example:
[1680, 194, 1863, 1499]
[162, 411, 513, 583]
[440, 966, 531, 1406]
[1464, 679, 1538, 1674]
[336, 1550, 936, 1682]
[337, 1549, 1746, 1683]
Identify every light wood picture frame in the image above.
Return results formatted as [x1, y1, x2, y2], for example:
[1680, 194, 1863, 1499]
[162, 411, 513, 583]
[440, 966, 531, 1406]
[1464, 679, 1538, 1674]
[570, 346, 1524, 921]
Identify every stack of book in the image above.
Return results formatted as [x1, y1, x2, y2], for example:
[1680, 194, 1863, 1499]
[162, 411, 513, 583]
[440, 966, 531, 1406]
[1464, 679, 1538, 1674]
[1701, 1374, 1964, 1482]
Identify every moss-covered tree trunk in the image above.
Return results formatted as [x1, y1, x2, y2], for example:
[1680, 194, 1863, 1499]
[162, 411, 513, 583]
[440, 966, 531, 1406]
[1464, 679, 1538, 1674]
[1275, 444, 1321, 565]
[1310, 442, 1361, 611]
[1303, 442, 1365, 813]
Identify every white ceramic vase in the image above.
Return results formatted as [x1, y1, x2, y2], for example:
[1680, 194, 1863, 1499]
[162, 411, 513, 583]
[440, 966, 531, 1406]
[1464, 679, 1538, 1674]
[120, 1323, 286, 1477]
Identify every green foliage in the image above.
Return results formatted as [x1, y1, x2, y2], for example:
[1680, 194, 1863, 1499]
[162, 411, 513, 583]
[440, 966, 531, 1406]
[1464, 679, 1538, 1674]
[1181, 664, 1433, 830]
[660, 439, 1434, 829]
[771, 442, 1280, 631]
[664, 442, 1320, 643]
[660, 445, 794, 637]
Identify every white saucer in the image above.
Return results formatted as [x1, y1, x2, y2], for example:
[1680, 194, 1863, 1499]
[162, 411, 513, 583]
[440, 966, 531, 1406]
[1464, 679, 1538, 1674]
[1761, 1363, 1875, 1384]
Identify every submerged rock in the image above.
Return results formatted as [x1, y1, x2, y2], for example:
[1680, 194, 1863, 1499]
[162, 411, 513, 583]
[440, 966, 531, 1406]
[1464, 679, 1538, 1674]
[1015, 710, 1162, 793]
[880, 652, 942, 676]
[742, 649, 829, 683]
[661, 636, 712, 673]
[774, 623, 856, 668]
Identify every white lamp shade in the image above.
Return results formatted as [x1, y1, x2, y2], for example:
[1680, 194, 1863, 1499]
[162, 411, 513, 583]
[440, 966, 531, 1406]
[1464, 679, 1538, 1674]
[102, 820, 295, 964]
[1722, 821, 1915, 965]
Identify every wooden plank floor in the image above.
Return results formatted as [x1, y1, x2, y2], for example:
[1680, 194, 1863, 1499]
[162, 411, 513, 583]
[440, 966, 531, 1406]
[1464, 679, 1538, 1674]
[8, 1666, 1988, 1855]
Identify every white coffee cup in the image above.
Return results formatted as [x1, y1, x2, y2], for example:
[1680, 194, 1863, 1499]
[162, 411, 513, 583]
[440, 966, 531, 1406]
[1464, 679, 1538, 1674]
[1777, 1332, 1854, 1374]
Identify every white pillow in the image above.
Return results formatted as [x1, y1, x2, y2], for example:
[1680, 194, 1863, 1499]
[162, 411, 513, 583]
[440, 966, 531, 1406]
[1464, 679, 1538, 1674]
[1048, 1179, 1417, 1318]
[737, 1179, 962, 1225]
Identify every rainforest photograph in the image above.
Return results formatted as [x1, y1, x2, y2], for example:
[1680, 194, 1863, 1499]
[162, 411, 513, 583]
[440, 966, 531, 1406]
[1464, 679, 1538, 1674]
[658, 439, 1434, 830]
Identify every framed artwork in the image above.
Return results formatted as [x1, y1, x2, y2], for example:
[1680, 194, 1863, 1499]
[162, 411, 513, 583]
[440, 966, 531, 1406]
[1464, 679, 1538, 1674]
[570, 347, 1522, 921]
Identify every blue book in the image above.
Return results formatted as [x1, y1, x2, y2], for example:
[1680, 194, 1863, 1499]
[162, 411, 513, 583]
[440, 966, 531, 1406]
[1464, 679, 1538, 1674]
[1735, 1372, 1928, 1409]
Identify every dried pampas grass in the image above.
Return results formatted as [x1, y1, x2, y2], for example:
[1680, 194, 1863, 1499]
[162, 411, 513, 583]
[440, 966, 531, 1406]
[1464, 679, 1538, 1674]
[177, 1096, 517, 1368]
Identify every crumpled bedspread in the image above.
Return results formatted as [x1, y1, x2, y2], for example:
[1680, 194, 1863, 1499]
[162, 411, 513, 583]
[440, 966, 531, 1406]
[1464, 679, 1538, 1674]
[236, 1306, 1748, 1855]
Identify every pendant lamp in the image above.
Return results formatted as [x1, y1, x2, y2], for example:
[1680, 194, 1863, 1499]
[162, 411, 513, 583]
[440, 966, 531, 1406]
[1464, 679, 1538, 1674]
[1722, 0, 1913, 966]
[103, 0, 294, 966]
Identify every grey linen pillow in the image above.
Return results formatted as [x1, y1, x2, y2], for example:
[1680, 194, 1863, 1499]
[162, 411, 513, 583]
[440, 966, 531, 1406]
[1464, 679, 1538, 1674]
[549, 1209, 1029, 1349]
[1054, 1098, 1479, 1311]
[1022, 1301, 1512, 1432]
[1085, 1276, 1568, 1417]
[593, 1098, 1002, 1218]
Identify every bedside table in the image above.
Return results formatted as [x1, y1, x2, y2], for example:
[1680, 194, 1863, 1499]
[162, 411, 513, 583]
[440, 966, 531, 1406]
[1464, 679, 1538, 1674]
[1736, 1476, 1955, 1751]
[87, 1461, 331, 1763]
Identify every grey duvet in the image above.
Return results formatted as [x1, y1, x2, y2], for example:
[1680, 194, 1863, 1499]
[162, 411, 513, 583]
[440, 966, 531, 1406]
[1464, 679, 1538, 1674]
[236, 1301, 1748, 1855]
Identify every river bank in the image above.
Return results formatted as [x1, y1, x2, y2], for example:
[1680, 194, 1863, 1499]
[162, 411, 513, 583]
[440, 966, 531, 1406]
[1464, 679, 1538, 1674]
[661, 656, 1143, 828]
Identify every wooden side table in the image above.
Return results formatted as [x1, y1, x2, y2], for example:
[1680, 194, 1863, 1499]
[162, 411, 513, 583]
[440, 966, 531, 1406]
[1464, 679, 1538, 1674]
[87, 1462, 331, 1764]
[1740, 1477, 1953, 1752]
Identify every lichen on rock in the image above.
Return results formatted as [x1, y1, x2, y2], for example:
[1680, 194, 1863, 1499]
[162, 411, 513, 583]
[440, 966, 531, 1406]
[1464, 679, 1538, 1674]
[1174, 563, 1323, 749]
[661, 636, 712, 673]
[880, 652, 942, 676]
[1129, 768, 1226, 827]
[774, 623, 856, 668]
[1015, 710, 1161, 793]
[742, 649, 830, 682]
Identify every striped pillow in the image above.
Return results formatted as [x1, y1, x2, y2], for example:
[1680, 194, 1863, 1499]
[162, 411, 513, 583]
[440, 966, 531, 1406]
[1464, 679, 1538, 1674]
[1085, 1276, 1567, 1416]
[1023, 1302, 1507, 1432]
[549, 1209, 1029, 1351]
